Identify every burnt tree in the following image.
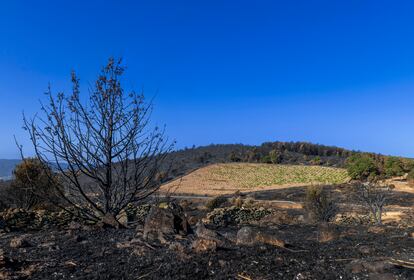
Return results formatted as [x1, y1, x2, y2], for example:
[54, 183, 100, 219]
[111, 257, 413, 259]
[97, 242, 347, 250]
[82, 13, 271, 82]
[22, 58, 172, 225]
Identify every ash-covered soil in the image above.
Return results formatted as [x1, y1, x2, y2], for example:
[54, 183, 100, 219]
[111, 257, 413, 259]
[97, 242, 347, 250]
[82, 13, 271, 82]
[1, 223, 413, 280]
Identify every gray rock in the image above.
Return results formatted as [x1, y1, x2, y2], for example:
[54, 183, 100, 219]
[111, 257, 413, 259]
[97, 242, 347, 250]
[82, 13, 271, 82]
[236, 226, 257, 245]
[142, 202, 192, 242]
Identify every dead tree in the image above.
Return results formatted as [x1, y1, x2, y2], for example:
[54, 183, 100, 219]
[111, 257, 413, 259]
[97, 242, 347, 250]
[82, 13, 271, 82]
[357, 182, 391, 225]
[21, 58, 173, 225]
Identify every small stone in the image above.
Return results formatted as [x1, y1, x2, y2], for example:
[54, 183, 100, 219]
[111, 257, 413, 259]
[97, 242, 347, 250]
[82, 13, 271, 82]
[363, 260, 393, 273]
[358, 245, 372, 254]
[0, 249, 4, 267]
[192, 238, 217, 252]
[116, 209, 128, 227]
[169, 242, 186, 254]
[64, 260, 77, 268]
[10, 236, 32, 248]
[116, 241, 131, 249]
[347, 261, 364, 273]
[100, 213, 121, 229]
[368, 273, 396, 280]
[68, 221, 81, 230]
[367, 226, 385, 234]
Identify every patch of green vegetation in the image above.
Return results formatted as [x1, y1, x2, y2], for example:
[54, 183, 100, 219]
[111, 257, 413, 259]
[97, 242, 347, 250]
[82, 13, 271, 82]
[207, 163, 349, 188]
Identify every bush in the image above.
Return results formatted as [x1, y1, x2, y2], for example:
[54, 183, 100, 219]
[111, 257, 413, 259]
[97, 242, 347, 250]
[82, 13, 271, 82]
[230, 196, 244, 208]
[242, 197, 255, 208]
[205, 196, 227, 210]
[383, 157, 404, 178]
[311, 156, 322, 165]
[345, 154, 379, 181]
[269, 150, 283, 164]
[9, 158, 58, 210]
[260, 155, 272, 164]
[304, 186, 337, 223]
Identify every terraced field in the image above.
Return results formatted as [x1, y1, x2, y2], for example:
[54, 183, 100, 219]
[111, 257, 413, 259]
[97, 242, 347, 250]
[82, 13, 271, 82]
[161, 163, 349, 196]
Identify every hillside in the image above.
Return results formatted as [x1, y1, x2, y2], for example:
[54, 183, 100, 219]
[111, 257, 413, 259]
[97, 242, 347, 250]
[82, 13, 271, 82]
[160, 163, 349, 196]
[161, 141, 355, 181]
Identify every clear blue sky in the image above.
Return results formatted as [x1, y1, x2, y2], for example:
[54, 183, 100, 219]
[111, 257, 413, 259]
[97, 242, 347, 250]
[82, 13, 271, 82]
[1, 1, 414, 158]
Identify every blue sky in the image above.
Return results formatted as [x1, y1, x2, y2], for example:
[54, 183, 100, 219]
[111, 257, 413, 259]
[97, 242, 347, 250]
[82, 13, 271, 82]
[1, 1, 414, 158]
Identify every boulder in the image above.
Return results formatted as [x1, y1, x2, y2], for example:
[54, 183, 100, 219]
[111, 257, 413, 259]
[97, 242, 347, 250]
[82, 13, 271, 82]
[236, 226, 285, 248]
[195, 222, 226, 246]
[142, 202, 191, 241]
[236, 226, 257, 246]
[99, 213, 121, 229]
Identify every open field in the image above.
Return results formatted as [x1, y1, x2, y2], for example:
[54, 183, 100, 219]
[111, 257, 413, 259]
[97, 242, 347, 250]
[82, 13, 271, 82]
[161, 163, 350, 196]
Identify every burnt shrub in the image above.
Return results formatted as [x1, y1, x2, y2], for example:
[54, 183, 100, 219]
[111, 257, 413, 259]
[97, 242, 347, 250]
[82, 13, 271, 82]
[304, 186, 337, 223]
[355, 182, 391, 225]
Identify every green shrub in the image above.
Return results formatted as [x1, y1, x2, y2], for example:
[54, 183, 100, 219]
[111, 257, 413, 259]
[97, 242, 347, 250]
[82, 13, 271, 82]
[311, 156, 322, 165]
[304, 186, 337, 223]
[345, 154, 379, 181]
[205, 196, 227, 210]
[260, 155, 272, 164]
[383, 157, 404, 178]
[269, 149, 283, 164]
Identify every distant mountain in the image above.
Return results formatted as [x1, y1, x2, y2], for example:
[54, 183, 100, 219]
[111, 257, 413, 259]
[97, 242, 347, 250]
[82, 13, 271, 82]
[0, 159, 69, 181]
[0, 159, 21, 180]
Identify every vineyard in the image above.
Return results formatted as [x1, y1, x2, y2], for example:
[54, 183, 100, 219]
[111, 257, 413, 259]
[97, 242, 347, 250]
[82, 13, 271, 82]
[161, 163, 350, 195]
